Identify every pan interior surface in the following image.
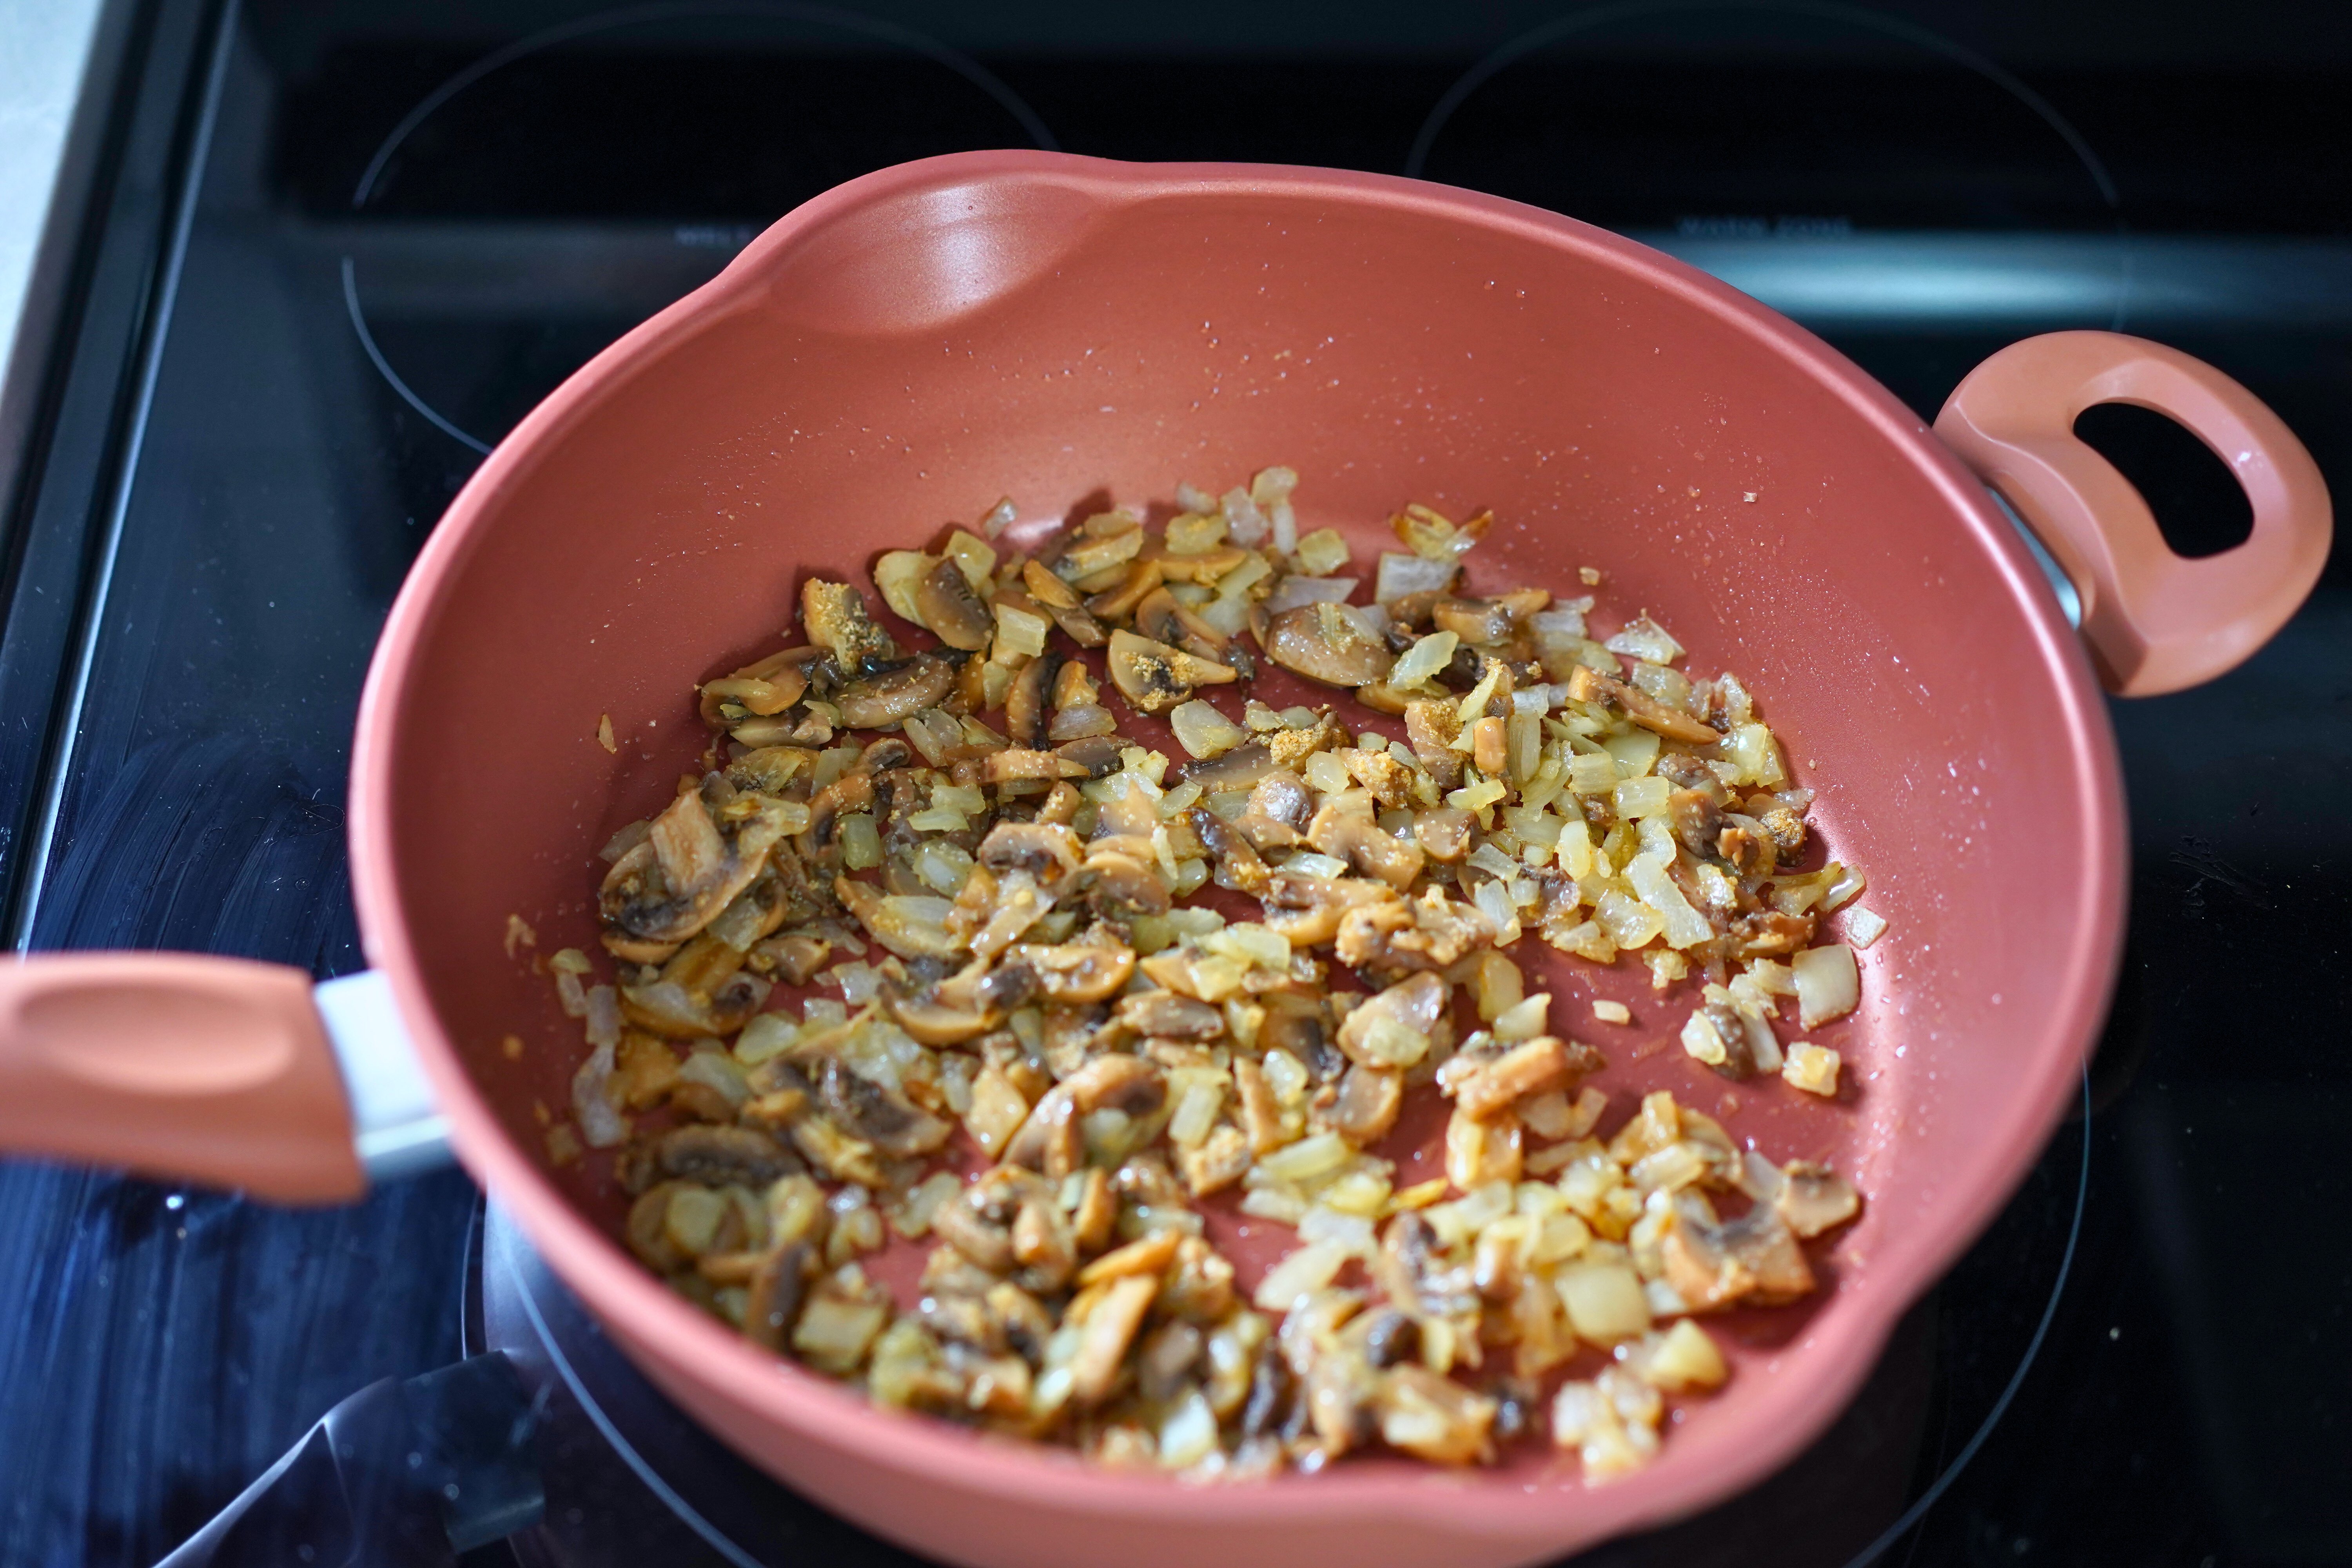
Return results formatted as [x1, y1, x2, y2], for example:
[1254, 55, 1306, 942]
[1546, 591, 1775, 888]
[357, 157, 2119, 1548]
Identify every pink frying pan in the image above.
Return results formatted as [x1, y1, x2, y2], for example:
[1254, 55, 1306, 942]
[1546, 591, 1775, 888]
[0, 154, 2327, 1568]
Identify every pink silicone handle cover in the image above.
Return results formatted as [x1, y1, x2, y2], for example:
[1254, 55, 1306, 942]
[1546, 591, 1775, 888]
[0, 953, 364, 1203]
[1935, 330, 2333, 696]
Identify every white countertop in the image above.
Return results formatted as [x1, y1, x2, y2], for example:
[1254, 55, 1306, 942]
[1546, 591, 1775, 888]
[0, 0, 106, 403]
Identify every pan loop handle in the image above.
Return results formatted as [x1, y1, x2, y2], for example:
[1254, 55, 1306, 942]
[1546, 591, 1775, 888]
[1934, 330, 2331, 696]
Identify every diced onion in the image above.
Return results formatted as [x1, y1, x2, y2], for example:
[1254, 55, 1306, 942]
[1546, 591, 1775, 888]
[1265, 574, 1359, 613]
[1375, 552, 1456, 603]
[1793, 944, 1860, 1028]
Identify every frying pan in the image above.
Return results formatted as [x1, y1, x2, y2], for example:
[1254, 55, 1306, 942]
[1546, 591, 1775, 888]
[0, 153, 2328, 1568]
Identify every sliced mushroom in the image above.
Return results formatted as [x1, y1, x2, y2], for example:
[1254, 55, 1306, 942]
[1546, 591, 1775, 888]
[883, 959, 1038, 1045]
[1235, 768, 1313, 849]
[801, 578, 896, 666]
[657, 1123, 802, 1187]
[1775, 1161, 1861, 1238]
[1113, 990, 1225, 1040]
[1448, 1036, 1596, 1122]
[1328, 1062, 1403, 1144]
[1411, 807, 1474, 862]
[743, 1241, 814, 1350]
[1660, 1189, 1815, 1309]
[976, 819, 1083, 881]
[1259, 873, 1397, 947]
[1189, 808, 1271, 895]
[1336, 971, 1451, 1069]
[1565, 663, 1722, 745]
[1077, 851, 1171, 925]
[808, 1053, 952, 1158]
[1107, 629, 1237, 714]
[1058, 1052, 1169, 1117]
[1083, 557, 1164, 620]
[1005, 936, 1135, 1003]
[1069, 1274, 1160, 1408]
[601, 786, 800, 944]
[1430, 595, 1518, 648]
[619, 971, 773, 1038]
[750, 932, 831, 985]
[1668, 789, 1727, 861]
[1264, 603, 1391, 687]
[1173, 739, 1275, 793]
[1306, 804, 1426, 891]
[834, 653, 957, 728]
[1055, 735, 1127, 778]
[1728, 908, 1815, 960]
[1004, 652, 1064, 747]
[914, 556, 993, 650]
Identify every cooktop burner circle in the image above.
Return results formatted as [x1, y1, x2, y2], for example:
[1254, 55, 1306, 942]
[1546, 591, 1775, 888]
[1408, 0, 2131, 329]
[470, 1073, 2087, 1568]
[339, 1, 1053, 456]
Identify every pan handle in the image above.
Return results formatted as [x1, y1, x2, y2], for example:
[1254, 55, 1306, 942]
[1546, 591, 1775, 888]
[1934, 330, 2332, 696]
[0, 953, 367, 1203]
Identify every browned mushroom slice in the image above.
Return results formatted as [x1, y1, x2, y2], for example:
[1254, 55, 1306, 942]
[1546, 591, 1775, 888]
[618, 970, 773, 1038]
[1005, 936, 1135, 1003]
[1054, 735, 1127, 779]
[981, 748, 1085, 785]
[698, 662, 810, 729]
[1188, 808, 1271, 895]
[976, 819, 1083, 882]
[801, 578, 897, 667]
[1661, 1189, 1815, 1309]
[883, 959, 1038, 1045]
[1083, 557, 1164, 619]
[1447, 1036, 1597, 1121]
[1328, 1062, 1403, 1144]
[750, 932, 831, 985]
[1134, 586, 1229, 660]
[1235, 768, 1312, 849]
[1107, 629, 1236, 714]
[913, 557, 993, 651]
[1411, 807, 1474, 862]
[1263, 603, 1390, 687]
[1172, 739, 1274, 794]
[807, 1053, 952, 1158]
[1775, 1161, 1861, 1238]
[1727, 907, 1815, 960]
[1077, 851, 1171, 924]
[1334, 887, 1497, 979]
[657, 1123, 802, 1186]
[1004, 652, 1063, 746]
[934, 1194, 1018, 1275]
[743, 1241, 814, 1351]
[834, 653, 957, 728]
[724, 745, 819, 796]
[1565, 663, 1722, 745]
[1058, 1052, 1169, 1117]
[1306, 804, 1426, 891]
[1113, 990, 1225, 1040]
[1069, 1274, 1160, 1408]
[1259, 873, 1397, 946]
[1259, 992, 1343, 1079]
[1666, 788, 1728, 861]
[1336, 971, 1451, 1068]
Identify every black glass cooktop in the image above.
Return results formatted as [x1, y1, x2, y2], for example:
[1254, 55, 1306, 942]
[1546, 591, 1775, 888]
[1, 2, 2346, 1564]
